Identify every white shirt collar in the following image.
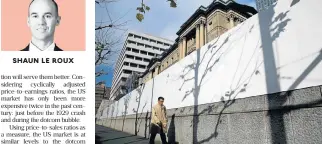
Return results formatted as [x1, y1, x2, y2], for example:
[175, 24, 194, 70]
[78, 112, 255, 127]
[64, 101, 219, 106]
[29, 41, 55, 51]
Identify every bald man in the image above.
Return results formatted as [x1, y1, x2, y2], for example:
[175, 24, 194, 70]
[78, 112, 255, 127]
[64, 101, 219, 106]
[21, 0, 63, 51]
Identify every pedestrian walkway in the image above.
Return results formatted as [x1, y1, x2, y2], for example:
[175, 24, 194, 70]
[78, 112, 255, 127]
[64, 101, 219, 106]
[95, 124, 149, 144]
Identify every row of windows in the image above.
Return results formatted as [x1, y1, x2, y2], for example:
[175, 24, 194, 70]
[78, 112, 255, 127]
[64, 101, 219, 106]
[125, 54, 151, 62]
[129, 34, 171, 47]
[114, 36, 170, 85]
[124, 62, 147, 69]
[257, 0, 276, 10]
[112, 51, 148, 87]
[114, 45, 128, 77]
[121, 77, 127, 82]
[114, 43, 152, 83]
[126, 47, 159, 57]
[123, 69, 133, 74]
[127, 40, 167, 52]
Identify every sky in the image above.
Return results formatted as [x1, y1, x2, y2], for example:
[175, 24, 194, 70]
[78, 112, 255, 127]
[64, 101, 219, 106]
[95, 0, 257, 87]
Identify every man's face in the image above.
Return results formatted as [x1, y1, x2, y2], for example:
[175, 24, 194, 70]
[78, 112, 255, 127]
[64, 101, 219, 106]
[158, 99, 164, 105]
[28, 0, 60, 41]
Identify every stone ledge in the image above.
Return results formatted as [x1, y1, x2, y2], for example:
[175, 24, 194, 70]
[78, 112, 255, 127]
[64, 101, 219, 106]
[105, 85, 322, 120]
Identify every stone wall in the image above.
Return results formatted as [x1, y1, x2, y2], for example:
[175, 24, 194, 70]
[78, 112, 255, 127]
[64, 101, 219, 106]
[102, 0, 322, 119]
[97, 85, 322, 143]
[97, 0, 322, 143]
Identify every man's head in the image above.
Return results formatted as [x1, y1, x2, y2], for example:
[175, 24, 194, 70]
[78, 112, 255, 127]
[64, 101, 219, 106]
[158, 97, 164, 106]
[27, 0, 61, 42]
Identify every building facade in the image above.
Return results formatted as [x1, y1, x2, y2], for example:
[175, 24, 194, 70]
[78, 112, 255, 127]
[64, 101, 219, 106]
[95, 84, 110, 114]
[110, 31, 174, 100]
[140, 0, 257, 84]
[256, 0, 277, 12]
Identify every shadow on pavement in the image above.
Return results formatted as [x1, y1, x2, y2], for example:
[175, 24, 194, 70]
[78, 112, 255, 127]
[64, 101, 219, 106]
[95, 124, 149, 144]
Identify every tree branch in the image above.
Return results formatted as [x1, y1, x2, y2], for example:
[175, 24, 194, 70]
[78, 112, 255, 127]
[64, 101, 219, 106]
[95, 24, 113, 30]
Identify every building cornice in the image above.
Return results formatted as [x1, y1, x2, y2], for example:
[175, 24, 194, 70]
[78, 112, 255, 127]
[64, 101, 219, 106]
[139, 0, 257, 80]
[176, 0, 257, 36]
[149, 62, 161, 72]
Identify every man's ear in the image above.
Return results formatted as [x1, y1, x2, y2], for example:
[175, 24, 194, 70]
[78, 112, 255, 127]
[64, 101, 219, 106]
[56, 16, 61, 26]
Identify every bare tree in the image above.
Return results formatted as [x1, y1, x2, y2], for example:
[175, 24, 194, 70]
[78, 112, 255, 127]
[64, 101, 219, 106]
[95, 0, 129, 81]
[95, 0, 177, 83]
[96, 0, 177, 25]
[95, 29, 125, 78]
[135, 0, 177, 21]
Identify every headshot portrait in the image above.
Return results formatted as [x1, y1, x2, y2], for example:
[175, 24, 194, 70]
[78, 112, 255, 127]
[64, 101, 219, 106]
[1, 0, 85, 51]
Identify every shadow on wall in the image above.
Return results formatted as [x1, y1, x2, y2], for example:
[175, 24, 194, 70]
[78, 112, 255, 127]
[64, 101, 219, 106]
[106, 81, 151, 139]
[122, 93, 131, 131]
[113, 101, 120, 129]
[290, 0, 300, 6]
[177, 18, 261, 143]
[149, 75, 156, 138]
[119, 83, 149, 136]
[134, 84, 148, 136]
[144, 111, 150, 138]
[173, 1, 302, 143]
[258, 0, 322, 143]
[109, 104, 115, 127]
[102, 0, 322, 143]
[259, 1, 294, 143]
[167, 114, 179, 144]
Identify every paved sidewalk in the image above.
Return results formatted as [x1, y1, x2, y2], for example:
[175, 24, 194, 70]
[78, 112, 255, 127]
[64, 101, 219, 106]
[95, 124, 149, 144]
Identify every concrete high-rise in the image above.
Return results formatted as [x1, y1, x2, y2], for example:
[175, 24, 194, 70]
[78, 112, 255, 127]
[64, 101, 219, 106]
[256, 0, 277, 11]
[110, 31, 174, 100]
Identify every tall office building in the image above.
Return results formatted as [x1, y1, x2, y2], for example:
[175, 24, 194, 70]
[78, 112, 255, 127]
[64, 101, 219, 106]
[256, 0, 277, 11]
[110, 31, 174, 100]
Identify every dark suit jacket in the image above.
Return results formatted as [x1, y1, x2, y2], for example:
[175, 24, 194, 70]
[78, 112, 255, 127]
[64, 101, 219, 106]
[20, 44, 63, 51]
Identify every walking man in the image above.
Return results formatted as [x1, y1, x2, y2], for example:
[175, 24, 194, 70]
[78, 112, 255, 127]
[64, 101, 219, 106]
[150, 97, 168, 144]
